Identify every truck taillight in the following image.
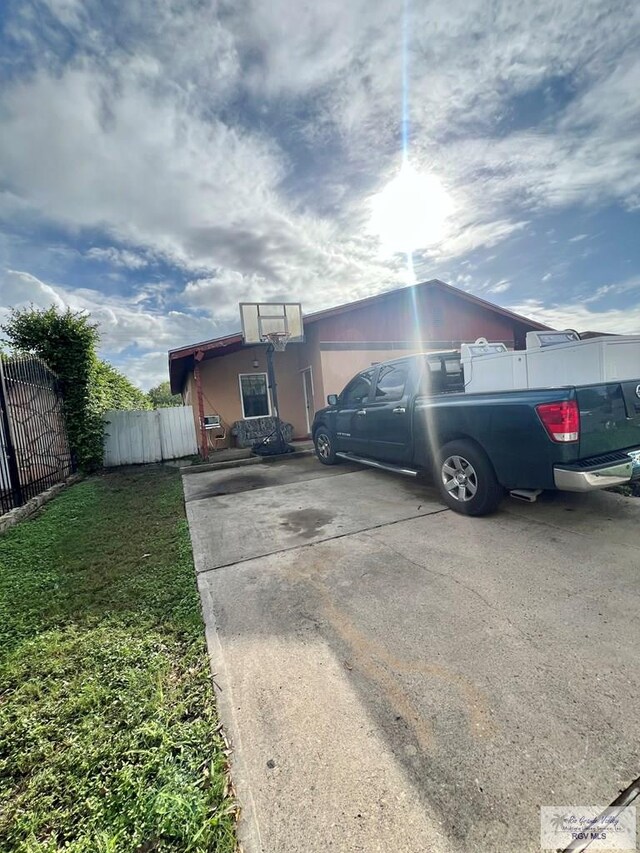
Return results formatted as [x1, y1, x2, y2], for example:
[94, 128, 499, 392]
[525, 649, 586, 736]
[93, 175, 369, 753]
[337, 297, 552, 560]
[536, 400, 580, 443]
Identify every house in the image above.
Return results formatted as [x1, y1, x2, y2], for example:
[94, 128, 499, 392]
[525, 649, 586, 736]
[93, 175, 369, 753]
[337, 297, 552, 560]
[168, 279, 552, 454]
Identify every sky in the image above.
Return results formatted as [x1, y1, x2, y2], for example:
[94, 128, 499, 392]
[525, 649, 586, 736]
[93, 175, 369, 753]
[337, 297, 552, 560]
[0, 0, 639, 389]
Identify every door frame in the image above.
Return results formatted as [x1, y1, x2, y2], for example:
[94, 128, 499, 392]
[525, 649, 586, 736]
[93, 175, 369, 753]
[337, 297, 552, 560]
[300, 366, 315, 435]
[363, 359, 413, 463]
[333, 365, 378, 454]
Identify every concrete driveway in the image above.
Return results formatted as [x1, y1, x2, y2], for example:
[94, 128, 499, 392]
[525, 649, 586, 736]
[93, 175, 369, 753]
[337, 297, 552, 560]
[183, 455, 640, 853]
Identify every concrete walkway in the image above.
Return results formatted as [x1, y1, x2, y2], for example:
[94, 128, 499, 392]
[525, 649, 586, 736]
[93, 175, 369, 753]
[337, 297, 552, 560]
[184, 456, 640, 852]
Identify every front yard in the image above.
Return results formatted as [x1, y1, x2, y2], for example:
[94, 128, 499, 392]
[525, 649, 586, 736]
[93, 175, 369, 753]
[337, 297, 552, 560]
[0, 467, 236, 852]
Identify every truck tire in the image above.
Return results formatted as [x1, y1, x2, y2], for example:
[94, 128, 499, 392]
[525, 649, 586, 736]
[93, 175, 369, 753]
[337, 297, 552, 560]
[314, 427, 340, 465]
[435, 439, 503, 516]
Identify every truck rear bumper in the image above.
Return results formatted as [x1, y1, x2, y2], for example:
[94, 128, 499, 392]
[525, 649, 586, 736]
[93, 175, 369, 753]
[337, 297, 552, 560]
[554, 448, 640, 492]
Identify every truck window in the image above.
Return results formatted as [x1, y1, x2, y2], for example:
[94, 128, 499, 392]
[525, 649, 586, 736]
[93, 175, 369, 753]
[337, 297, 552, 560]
[422, 354, 464, 394]
[374, 362, 409, 401]
[341, 369, 374, 406]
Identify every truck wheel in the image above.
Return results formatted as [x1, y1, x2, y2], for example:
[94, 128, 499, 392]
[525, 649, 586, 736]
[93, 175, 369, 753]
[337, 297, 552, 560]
[314, 427, 340, 465]
[435, 440, 503, 516]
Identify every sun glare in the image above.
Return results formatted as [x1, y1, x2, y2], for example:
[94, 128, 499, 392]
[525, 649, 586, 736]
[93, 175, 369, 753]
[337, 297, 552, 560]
[370, 162, 453, 255]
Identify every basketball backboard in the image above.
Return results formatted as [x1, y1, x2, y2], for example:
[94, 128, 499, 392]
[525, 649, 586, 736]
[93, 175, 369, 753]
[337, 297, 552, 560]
[240, 302, 304, 346]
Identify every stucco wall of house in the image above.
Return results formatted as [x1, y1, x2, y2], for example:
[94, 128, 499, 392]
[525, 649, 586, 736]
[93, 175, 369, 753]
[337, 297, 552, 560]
[293, 322, 325, 415]
[319, 346, 424, 399]
[188, 345, 310, 446]
[312, 287, 522, 398]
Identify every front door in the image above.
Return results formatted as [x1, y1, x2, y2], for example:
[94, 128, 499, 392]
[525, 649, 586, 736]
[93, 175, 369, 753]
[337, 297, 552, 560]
[362, 360, 412, 463]
[334, 368, 375, 455]
[301, 367, 314, 435]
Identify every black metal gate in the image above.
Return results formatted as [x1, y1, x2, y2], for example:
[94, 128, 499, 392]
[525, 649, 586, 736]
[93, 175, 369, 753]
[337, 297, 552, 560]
[0, 355, 74, 515]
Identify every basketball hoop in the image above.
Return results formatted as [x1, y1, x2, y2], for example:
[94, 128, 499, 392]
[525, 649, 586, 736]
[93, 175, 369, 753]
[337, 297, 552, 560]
[240, 302, 303, 347]
[238, 301, 304, 456]
[263, 331, 291, 352]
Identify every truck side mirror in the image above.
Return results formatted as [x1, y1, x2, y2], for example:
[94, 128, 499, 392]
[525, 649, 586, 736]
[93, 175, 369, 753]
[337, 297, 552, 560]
[327, 394, 338, 406]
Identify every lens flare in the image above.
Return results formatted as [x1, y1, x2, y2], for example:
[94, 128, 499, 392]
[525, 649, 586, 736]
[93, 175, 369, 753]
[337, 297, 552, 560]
[370, 161, 453, 255]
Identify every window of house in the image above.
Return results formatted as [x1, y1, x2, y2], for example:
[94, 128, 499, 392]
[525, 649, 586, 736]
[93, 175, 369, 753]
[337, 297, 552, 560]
[341, 369, 374, 407]
[374, 362, 409, 401]
[239, 373, 270, 418]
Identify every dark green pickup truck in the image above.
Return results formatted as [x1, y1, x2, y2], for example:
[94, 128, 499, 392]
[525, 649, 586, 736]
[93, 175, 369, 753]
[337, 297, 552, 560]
[311, 351, 640, 516]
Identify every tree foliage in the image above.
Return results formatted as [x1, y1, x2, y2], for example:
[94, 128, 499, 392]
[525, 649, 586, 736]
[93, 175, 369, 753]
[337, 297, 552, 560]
[147, 380, 182, 408]
[2, 306, 150, 470]
[94, 361, 151, 412]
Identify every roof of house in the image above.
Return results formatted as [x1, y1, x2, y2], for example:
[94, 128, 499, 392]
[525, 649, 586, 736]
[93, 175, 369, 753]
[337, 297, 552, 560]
[168, 278, 552, 392]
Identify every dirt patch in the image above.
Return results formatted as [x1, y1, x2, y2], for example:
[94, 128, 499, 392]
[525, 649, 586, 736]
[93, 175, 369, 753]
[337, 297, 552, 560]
[280, 508, 335, 539]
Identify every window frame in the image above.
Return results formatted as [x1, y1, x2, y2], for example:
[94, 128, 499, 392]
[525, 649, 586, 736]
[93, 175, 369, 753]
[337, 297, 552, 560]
[372, 361, 410, 403]
[340, 368, 375, 408]
[238, 372, 271, 419]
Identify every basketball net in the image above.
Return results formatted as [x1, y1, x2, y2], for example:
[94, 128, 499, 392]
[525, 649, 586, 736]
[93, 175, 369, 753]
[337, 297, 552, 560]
[263, 331, 291, 352]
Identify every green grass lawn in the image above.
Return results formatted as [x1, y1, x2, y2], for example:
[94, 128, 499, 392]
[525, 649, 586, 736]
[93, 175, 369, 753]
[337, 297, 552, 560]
[0, 467, 237, 853]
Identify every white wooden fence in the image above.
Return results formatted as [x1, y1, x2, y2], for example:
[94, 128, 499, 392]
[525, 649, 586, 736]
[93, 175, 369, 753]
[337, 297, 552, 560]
[103, 406, 198, 467]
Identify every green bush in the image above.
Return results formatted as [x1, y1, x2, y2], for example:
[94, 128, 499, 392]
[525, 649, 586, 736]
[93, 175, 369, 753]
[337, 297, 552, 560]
[93, 360, 151, 412]
[148, 380, 182, 408]
[2, 306, 150, 470]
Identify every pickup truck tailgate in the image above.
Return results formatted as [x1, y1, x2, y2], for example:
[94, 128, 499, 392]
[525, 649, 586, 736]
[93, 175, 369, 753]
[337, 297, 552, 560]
[578, 380, 640, 458]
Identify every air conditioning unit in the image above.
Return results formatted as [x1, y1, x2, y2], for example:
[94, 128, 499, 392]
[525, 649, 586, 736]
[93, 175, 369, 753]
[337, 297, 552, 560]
[203, 415, 221, 430]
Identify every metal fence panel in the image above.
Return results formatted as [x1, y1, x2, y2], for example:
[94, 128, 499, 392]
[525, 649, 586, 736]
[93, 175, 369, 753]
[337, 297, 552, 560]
[0, 418, 11, 493]
[0, 355, 74, 515]
[103, 406, 197, 466]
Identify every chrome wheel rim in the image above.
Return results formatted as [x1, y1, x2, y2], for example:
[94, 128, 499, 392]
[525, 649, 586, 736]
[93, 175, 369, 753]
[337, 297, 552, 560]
[316, 434, 331, 459]
[441, 455, 478, 502]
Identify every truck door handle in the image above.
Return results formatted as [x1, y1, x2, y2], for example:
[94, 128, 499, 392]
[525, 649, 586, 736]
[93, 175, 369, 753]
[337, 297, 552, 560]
[392, 406, 406, 414]
[356, 409, 367, 416]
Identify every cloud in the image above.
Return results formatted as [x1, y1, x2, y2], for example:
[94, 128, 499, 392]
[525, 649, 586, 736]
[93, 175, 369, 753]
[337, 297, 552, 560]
[0, 59, 396, 311]
[244, 0, 640, 230]
[184, 272, 276, 320]
[607, 275, 640, 296]
[2, 269, 67, 311]
[3, 0, 638, 283]
[119, 350, 173, 390]
[0, 66, 285, 263]
[0, 269, 215, 387]
[509, 299, 640, 335]
[430, 219, 529, 262]
[8, 0, 240, 99]
[488, 280, 511, 294]
[85, 247, 149, 269]
[437, 55, 640, 219]
[583, 285, 616, 304]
